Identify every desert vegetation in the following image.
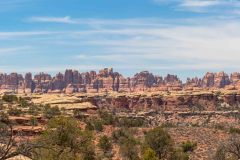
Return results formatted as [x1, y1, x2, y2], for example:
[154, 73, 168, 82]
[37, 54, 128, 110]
[0, 93, 239, 160]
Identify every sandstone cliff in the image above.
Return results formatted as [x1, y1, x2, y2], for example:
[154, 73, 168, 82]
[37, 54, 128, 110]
[0, 68, 240, 94]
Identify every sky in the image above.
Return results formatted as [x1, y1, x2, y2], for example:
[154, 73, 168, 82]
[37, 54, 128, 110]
[1, 0, 240, 79]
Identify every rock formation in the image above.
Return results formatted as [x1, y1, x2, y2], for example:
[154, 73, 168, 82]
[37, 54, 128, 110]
[0, 68, 240, 94]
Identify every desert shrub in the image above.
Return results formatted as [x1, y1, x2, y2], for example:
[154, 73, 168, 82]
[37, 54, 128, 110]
[112, 128, 139, 159]
[119, 136, 139, 160]
[144, 127, 173, 159]
[73, 109, 85, 120]
[214, 135, 240, 160]
[0, 112, 9, 123]
[18, 97, 29, 108]
[85, 121, 95, 131]
[116, 117, 145, 127]
[85, 118, 103, 132]
[2, 94, 18, 103]
[93, 119, 103, 132]
[98, 135, 112, 154]
[112, 128, 133, 144]
[98, 110, 115, 125]
[60, 107, 66, 113]
[181, 140, 197, 153]
[161, 122, 176, 128]
[34, 116, 95, 160]
[7, 107, 23, 116]
[29, 116, 38, 126]
[171, 148, 190, 160]
[43, 105, 61, 119]
[229, 127, 240, 134]
[28, 105, 40, 116]
[214, 145, 226, 160]
[143, 148, 158, 160]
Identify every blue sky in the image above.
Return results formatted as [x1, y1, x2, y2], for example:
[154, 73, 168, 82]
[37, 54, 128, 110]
[1, 0, 240, 79]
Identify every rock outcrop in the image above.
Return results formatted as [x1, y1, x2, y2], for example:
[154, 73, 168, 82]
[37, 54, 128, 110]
[214, 72, 230, 88]
[0, 68, 240, 94]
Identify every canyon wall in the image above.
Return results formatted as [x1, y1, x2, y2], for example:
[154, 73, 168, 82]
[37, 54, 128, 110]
[1, 68, 240, 94]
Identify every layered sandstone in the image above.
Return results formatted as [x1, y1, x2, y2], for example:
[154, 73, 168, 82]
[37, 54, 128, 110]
[0, 68, 240, 94]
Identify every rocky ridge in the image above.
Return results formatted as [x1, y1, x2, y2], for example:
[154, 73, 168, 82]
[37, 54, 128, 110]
[1, 68, 240, 94]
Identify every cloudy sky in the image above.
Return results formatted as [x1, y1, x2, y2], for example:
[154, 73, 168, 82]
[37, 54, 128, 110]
[1, 0, 240, 79]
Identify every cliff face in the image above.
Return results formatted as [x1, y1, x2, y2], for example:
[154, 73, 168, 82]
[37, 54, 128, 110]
[60, 91, 239, 112]
[0, 68, 240, 94]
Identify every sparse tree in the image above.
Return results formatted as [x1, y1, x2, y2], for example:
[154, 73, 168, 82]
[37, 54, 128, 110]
[33, 116, 95, 160]
[112, 128, 139, 160]
[119, 136, 139, 160]
[0, 122, 36, 160]
[144, 127, 173, 159]
[214, 134, 240, 160]
[43, 105, 61, 119]
[98, 135, 112, 155]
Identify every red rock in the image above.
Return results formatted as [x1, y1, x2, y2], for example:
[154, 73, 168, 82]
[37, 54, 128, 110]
[214, 72, 230, 88]
[0, 68, 239, 94]
[65, 84, 78, 94]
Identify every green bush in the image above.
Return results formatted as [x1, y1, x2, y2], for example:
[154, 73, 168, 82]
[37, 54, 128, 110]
[94, 119, 103, 132]
[112, 128, 132, 144]
[73, 109, 85, 120]
[119, 136, 139, 160]
[214, 135, 240, 160]
[161, 122, 176, 128]
[111, 128, 139, 159]
[0, 112, 9, 123]
[28, 105, 40, 116]
[116, 117, 145, 128]
[171, 148, 189, 160]
[18, 97, 29, 108]
[34, 116, 95, 160]
[85, 121, 95, 131]
[98, 135, 112, 154]
[30, 116, 38, 126]
[43, 105, 61, 119]
[2, 94, 18, 103]
[181, 140, 197, 153]
[99, 110, 115, 125]
[7, 107, 23, 116]
[85, 119, 103, 132]
[143, 148, 158, 160]
[229, 127, 240, 134]
[144, 127, 173, 159]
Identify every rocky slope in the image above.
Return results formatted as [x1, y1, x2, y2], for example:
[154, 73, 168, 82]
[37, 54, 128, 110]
[1, 68, 240, 94]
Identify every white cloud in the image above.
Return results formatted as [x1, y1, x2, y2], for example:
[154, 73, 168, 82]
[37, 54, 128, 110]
[0, 64, 105, 74]
[0, 46, 32, 55]
[0, 31, 58, 39]
[75, 55, 88, 59]
[66, 19, 240, 73]
[4, 16, 240, 76]
[27, 16, 175, 28]
[0, 0, 36, 12]
[180, 0, 220, 7]
[28, 16, 78, 24]
[154, 0, 240, 13]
